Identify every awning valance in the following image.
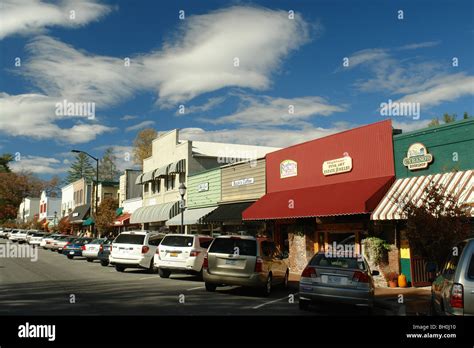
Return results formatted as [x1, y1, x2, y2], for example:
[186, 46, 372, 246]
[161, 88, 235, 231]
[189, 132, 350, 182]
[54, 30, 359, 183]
[242, 176, 394, 220]
[153, 165, 169, 179]
[130, 201, 180, 224]
[166, 206, 218, 226]
[135, 174, 144, 185]
[202, 202, 254, 223]
[167, 159, 186, 174]
[371, 170, 473, 220]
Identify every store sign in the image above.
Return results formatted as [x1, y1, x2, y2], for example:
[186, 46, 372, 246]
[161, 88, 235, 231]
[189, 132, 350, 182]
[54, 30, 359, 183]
[403, 143, 433, 170]
[322, 156, 353, 176]
[280, 160, 298, 178]
[197, 182, 209, 192]
[231, 178, 254, 187]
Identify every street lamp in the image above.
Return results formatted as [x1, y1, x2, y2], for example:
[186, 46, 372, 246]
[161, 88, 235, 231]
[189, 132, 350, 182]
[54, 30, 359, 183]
[54, 211, 57, 231]
[178, 183, 186, 234]
[71, 149, 99, 237]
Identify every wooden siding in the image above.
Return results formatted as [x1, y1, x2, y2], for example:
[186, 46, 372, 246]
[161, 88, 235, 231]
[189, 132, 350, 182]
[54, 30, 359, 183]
[221, 159, 266, 202]
[187, 168, 221, 208]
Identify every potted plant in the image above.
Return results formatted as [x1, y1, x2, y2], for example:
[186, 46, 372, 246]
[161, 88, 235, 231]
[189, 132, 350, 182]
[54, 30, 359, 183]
[386, 271, 399, 288]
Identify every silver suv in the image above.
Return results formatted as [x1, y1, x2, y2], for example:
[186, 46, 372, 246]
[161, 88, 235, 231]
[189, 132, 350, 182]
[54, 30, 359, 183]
[431, 238, 474, 316]
[203, 235, 289, 296]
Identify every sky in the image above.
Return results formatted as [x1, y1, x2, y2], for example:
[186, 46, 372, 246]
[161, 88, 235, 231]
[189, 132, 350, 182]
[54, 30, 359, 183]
[0, 0, 473, 179]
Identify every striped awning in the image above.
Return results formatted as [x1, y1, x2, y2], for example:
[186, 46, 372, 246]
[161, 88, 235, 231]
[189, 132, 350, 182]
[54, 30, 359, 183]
[167, 159, 186, 174]
[153, 165, 168, 179]
[130, 201, 180, 224]
[135, 174, 144, 185]
[141, 170, 155, 183]
[371, 170, 473, 220]
[166, 206, 218, 226]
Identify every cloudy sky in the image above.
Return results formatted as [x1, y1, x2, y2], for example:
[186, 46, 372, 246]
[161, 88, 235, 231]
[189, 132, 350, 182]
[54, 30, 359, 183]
[0, 0, 473, 178]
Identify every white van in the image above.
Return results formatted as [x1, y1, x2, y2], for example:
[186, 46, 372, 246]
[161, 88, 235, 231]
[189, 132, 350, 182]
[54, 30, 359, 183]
[109, 231, 164, 272]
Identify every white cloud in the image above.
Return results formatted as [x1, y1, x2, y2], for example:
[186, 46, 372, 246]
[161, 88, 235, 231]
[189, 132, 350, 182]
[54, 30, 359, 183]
[10, 155, 68, 175]
[93, 144, 139, 172]
[0, 0, 111, 40]
[0, 92, 115, 143]
[202, 95, 345, 127]
[179, 96, 227, 115]
[398, 41, 440, 50]
[19, 6, 311, 108]
[391, 120, 431, 133]
[120, 114, 138, 121]
[125, 120, 155, 132]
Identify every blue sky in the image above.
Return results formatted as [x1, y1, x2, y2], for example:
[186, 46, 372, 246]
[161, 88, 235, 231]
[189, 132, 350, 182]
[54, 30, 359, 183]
[0, 0, 473, 179]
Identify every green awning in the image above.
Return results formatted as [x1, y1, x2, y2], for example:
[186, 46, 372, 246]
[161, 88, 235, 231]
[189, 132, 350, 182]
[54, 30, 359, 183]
[83, 217, 94, 226]
[116, 207, 123, 216]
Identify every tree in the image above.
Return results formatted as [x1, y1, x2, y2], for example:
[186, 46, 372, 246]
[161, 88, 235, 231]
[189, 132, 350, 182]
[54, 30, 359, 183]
[99, 148, 120, 182]
[400, 181, 470, 269]
[66, 152, 95, 184]
[43, 175, 62, 198]
[94, 197, 118, 236]
[0, 153, 13, 173]
[133, 128, 157, 166]
[428, 112, 471, 127]
[442, 112, 456, 124]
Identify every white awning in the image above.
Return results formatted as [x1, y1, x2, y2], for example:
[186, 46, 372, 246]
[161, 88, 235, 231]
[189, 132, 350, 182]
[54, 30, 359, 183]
[371, 170, 473, 220]
[130, 201, 180, 224]
[135, 174, 144, 185]
[141, 170, 155, 183]
[167, 159, 186, 174]
[166, 206, 218, 226]
[153, 165, 168, 179]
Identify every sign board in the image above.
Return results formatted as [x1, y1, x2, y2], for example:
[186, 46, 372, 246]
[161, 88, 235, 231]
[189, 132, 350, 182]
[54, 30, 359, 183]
[197, 182, 209, 192]
[322, 156, 353, 176]
[231, 178, 254, 187]
[280, 160, 298, 178]
[402, 143, 433, 170]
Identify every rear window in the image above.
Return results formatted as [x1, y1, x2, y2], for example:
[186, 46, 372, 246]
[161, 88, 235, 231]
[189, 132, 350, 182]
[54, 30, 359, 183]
[161, 236, 194, 247]
[114, 234, 146, 245]
[310, 254, 366, 270]
[467, 253, 474, 280]
[209, 238, 257, 256]
[90, 239, 105, 244]
[199, 238, 213, 249]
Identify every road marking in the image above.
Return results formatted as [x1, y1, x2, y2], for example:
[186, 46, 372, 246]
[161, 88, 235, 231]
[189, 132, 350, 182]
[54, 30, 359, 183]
[251, 293, 298, 309]
[187, 286, 205, 291]
[139, 276, 161, 280]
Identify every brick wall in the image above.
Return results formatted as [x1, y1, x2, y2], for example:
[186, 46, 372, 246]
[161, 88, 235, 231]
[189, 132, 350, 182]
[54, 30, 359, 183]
[388, 246, 400, 274]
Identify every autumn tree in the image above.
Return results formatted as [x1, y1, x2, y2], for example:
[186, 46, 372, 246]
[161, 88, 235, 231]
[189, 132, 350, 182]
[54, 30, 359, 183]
[42, 175, 62, 198]
[99, 147, 120, 181]
[95, 197, 118, 237]
[66, 152, 95, 184]
[133, 128, 157, 166]
[0, 153, 13, 173]
[400, 181, 470, 269]
[428, 112, 471, 127]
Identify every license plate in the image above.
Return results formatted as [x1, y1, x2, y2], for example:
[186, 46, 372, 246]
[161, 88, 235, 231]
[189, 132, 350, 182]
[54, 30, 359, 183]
[69, 251, 74, 255]
[89, 247, 95, 250]
[328, 276, 342, 284]
[170, 252, 178, 257]
[225, 259, 237, 265]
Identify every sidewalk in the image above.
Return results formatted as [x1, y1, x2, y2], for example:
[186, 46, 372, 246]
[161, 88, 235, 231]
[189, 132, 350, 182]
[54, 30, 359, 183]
[375, 286, 431, 315]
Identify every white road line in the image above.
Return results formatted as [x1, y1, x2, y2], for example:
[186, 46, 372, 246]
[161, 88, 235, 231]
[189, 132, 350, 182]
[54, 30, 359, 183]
[251, 293, 298, 309]
[139, 276, 161, 280]
[187, 286, 205, 291]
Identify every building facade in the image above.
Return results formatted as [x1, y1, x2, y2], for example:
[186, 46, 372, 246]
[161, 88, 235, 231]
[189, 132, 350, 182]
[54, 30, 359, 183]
[39, 190, 61, 227]
[17, 197, 40, 223]
[61, 183, 74, 218]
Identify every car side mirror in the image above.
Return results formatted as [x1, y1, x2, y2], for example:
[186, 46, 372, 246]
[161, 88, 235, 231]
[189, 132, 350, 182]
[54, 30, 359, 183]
[371, 270, 379, 276]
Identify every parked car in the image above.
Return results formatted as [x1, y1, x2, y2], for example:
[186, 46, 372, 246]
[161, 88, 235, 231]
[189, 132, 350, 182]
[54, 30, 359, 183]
[41, 234, 63, 249]
[62, 238, 93, 259]
[298, 252, 377, 312]
[0, 228, 11, 238]
[27, 231, 47, 246]
[97, 239, 114, 266]
[52, 235, 75, 252]
[82, 238, 108, 262]
[25, 230, 40, 244]
[8, 229, 22, 242]
[14, 229, 31, 243]
[203, 236, 289, 296]
[154, 234, 213, 278]
[109, 231, 163, 272]
[431, 238, 474, 316]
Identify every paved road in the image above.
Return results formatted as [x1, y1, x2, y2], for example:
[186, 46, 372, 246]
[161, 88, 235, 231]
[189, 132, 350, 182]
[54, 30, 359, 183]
[0, 238, 394, 316]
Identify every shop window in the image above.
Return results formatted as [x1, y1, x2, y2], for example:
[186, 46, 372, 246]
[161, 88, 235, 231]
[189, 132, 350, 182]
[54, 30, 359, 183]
[166, 175, 175, 191]
[179, 172, 185, 184]
[144, 183, 149, 194]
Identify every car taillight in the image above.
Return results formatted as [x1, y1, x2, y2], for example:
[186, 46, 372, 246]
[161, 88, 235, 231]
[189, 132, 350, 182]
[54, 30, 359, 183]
[255, 257, 263, 272]
[81, 245, 86, 250]
[109, 244, 112, 251]
[202, 253, 208, 269]
[450, 283, 464, 309]
[352, 271, 370, 283]
[190, 250, 200, 257]
[99, 244, 103, 252]
[142, 246, 150, 254]
[301, 266, 316, 278]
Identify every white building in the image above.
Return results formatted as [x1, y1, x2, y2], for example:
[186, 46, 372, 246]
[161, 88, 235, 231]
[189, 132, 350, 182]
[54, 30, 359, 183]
[17, 197, 40, 223]
[61, 183, 74, 218]
[39, 191, 61, 224]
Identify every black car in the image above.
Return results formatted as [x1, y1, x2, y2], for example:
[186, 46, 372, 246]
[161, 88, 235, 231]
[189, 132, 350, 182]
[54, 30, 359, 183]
[97, 239, 113, 266]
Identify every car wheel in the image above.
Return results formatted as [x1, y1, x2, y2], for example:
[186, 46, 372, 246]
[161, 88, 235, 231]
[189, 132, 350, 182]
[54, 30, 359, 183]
[283, 270, 289, 288]
[100, 260, 109, 267]
[148, 259, 157, 274]
[67, 255, 73, 260]
[205, 282, 217, 292]
[57, 250, 62, 254]
[261, 273, 272, 297]
[87, 258, 93, 263]
[158, 268, 171, 278]
[299, 298, 311, 311]
[115, 265, 125, 272]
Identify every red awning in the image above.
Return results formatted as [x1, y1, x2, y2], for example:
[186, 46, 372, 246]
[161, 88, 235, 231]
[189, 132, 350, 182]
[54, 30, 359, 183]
[242, 176, 394, 220]
[114, 212, 131, 226]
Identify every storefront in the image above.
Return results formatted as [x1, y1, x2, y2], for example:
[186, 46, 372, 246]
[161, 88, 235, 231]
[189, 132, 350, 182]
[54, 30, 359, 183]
[371, 119, 474, 286]
[243, 120, 395, 275]
[202, 158, 270, 236]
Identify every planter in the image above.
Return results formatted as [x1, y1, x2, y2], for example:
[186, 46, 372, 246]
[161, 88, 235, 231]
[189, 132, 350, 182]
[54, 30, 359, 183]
[388, 280, 398, 288]
[398, 274, 407, 288]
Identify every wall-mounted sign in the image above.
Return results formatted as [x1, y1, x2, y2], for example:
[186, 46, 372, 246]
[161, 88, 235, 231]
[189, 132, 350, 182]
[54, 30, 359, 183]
[197, 182, 209, 192]
[231, 178, 254, 187]
[403, 143, 433, 171]
[322, 156, 353, 176]
[280, 160, 298, 178]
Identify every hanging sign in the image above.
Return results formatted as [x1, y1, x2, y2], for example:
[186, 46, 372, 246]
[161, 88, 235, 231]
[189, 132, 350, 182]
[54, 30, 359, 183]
[403, 143, 433, 170]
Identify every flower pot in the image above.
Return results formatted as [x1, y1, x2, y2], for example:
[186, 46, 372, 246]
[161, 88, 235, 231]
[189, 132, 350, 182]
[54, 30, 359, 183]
[388, 280, 398, 288]
[398, 274, 407, 288]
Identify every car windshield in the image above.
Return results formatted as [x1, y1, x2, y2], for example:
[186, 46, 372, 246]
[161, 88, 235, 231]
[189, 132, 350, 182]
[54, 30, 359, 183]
[209, 238, 257, 256]
[161, 236, 194, 247]
[310, 254, 366, 270]
[114, 234, 145, 245]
